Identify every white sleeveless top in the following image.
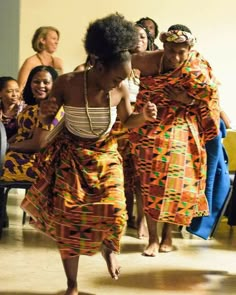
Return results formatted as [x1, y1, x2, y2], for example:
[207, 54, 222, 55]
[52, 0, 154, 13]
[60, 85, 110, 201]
[123, 76, 140, 103]
[64, 105, 117, 139]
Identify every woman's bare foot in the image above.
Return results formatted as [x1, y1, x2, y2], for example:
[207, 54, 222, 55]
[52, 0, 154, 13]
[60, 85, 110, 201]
[137, 217, 149, 239]
[142, 240, 159, 257]
[159, 223, 173, 253]
[159, 234, 173, 252]
[64, 286, 78, 295]
[101, 244, 121, 280]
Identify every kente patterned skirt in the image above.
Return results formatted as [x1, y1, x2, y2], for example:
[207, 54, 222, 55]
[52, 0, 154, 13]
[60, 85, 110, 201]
[21, 130, 127, 259]
[130, 120, 210, 226]
[111, 119, 137, 196]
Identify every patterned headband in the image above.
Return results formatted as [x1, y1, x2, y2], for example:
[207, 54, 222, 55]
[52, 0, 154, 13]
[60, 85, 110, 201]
[159, 30, 196, 46]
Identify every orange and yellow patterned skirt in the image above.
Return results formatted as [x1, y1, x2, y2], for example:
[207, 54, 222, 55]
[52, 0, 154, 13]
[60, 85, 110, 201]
[21, 130, 127, 259]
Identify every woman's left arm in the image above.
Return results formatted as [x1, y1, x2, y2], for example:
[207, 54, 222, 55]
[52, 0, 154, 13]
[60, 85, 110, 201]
[8, 127, 49, 153]
[117, 88, 157, 128]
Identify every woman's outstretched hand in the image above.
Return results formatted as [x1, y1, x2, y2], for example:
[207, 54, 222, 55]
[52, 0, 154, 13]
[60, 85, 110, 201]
[143, 101, 157, 121]
[40, 97, 59, 118]
[39, 97, 59, 124]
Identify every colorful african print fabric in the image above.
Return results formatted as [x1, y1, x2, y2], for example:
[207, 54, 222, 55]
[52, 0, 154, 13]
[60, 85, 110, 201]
[1, 105, 64, 181]
[21, 130, 127, 258]
[129, 50, 220, 226]
[112, 120, 136, 203]
[111, 98, 139, 208]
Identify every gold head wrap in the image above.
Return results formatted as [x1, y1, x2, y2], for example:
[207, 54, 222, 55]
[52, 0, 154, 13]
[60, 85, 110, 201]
[159, 30, 196, 46]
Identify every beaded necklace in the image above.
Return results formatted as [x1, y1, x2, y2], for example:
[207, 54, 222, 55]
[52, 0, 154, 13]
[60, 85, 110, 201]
[83, 70, 111, 137]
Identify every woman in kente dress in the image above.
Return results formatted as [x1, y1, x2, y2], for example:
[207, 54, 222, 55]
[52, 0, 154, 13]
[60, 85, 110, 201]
[21, 14, 157, 295]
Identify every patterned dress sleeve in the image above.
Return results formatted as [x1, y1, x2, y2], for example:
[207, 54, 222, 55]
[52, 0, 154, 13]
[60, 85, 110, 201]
[183, 51, 220, 141]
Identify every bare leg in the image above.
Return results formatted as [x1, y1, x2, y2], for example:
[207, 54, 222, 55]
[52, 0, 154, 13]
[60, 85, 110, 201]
[125, 189, 135, 228]
[142, 214, 159, 257]
[135, 182, 148, 239]
[62, 256, 79, 295]
[101, 243, 121, 280]
[159, 223, 173, 253]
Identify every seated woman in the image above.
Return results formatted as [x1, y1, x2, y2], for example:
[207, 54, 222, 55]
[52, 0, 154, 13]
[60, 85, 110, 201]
[1, 65, 63, 182]
[0, 76, 25, 139]
[0, 77, 26, 228]
[17, 26, 63, 92]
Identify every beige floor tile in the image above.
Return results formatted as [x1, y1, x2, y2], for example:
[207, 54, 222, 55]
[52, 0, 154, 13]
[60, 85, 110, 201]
[0, 191, 236, 295]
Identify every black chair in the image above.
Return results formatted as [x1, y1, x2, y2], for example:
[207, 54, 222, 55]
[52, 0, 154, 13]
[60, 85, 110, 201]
[0, 121, 32, 238]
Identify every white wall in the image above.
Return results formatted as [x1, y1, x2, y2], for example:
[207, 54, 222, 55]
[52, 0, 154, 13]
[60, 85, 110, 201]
[0, 0, 20, 77]
[19, 0, 236, 123]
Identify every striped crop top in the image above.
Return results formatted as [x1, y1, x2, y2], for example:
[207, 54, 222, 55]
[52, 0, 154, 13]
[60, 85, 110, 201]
[64, 105, 117, 139]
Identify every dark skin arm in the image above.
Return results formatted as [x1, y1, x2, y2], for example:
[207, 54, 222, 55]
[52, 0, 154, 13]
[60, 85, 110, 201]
[132, 50, 162, 76]
[117, 85, 157, 128]
[8, 127, 49, 153]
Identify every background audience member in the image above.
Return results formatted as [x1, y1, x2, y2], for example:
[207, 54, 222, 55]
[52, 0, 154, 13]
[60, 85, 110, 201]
[0, 76, 26, 228]
[0, 77, 25, 139]
[1, 65, 61, 183]
[136, 17, 159, 50]
[17, 26, 63, 92]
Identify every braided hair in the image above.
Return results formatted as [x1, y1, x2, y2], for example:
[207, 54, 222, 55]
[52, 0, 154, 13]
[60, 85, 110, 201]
[135, 23, 154, 51]
[136, 17, 159, 39]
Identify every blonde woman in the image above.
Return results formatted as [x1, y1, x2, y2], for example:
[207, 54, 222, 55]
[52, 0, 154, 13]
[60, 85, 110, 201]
[18, 26, 63, 92]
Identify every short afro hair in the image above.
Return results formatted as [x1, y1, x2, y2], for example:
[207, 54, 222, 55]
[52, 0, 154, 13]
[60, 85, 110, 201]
[84, 13, 138, 67]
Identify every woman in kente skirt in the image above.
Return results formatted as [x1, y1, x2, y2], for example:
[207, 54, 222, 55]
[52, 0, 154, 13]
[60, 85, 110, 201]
[21, 14, 157, 295]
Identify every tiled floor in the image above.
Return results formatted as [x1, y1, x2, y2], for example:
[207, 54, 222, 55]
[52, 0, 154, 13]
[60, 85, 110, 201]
[0, 190, 236, 295]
